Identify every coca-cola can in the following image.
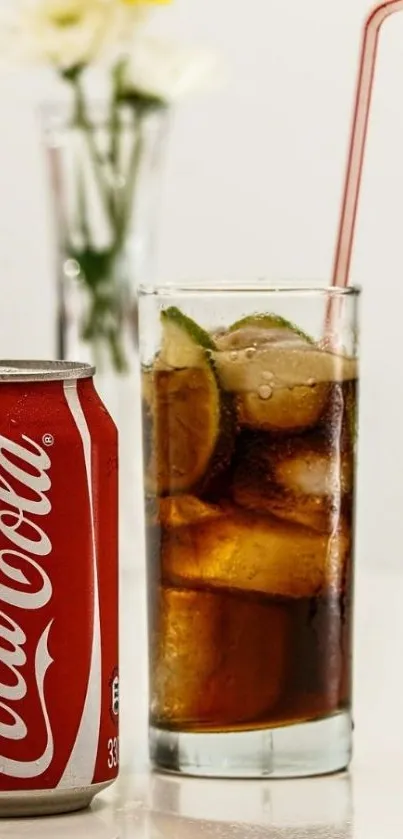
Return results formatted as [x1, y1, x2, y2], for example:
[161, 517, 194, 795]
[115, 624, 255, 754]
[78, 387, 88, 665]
[0, 361, 119, 817]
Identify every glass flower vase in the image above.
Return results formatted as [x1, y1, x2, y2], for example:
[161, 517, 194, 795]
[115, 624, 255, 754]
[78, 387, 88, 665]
[42, 98, 169, 572]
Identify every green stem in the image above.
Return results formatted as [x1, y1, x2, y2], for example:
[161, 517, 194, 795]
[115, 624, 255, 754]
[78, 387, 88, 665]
[76, 162, 90, 245]
[116, 111, 145, 250]
[71, 77, 115, 226]
[109, 75, 121, 226]
[110, 78, 121, 175]
[108, 328, 128, 374]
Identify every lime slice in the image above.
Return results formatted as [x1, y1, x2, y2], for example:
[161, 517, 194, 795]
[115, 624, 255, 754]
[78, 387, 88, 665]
[143, 308, 234, 495]
[160, 306, 215, 368]
[213, 316, 357, 433]
[229, 312, 314, 343]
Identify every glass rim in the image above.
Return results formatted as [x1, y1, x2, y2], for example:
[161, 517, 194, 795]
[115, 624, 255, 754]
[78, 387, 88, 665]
[139, 280, 361, 297]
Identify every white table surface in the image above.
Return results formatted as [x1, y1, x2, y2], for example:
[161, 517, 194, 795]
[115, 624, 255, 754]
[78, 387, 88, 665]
[2, 564, 403, 838]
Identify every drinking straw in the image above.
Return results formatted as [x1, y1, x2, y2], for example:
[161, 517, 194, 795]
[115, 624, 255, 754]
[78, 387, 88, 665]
[332, 1, 403, 288]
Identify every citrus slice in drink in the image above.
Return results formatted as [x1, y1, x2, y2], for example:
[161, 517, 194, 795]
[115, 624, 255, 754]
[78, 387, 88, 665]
[228, 312, 314, 343]
[214, 314, 356, 433]
[142, 308, 234, 495]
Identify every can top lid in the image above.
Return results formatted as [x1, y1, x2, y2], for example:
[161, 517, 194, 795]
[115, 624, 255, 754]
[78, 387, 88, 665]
[0, 361, 95, 382]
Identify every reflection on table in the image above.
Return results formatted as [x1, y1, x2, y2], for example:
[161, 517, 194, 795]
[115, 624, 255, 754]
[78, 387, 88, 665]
[103, 769, 352, 838]
[0, 804, 119, 839]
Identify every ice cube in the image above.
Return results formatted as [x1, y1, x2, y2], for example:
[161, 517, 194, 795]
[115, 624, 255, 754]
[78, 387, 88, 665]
[148, 495, 224, 528]
[232, 433, 352, 533]
[274, 441, 352, 497]
[150, 585, 288, 729]
[161, 508, 349, 599]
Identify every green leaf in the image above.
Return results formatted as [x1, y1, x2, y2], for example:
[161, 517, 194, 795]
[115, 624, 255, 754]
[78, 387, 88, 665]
[61, 65, 84, 83]
[68, 247, 116, 290]
[117, 90, 167, 113]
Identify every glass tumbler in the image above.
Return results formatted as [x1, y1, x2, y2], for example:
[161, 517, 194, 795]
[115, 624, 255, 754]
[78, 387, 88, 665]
[139, 281, 360, 778]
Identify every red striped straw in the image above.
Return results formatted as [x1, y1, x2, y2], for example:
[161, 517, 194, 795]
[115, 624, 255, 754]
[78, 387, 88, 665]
[328, 1, 403, 331]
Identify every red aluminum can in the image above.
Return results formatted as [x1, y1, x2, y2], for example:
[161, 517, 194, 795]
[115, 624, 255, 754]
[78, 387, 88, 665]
[0, 361, 119, 817]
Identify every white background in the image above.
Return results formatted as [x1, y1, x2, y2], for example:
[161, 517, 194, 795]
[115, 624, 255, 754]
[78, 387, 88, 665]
[0, 0, 402, 571]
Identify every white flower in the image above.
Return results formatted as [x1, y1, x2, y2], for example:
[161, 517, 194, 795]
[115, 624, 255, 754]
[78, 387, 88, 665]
[0, 0, 142, 70]
[120, 35, 223, 103]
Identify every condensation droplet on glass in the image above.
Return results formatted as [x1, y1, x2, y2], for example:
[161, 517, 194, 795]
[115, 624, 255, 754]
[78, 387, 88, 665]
[64, 258, 80, 279]
[230, 351, 238, 361]
[258, 385, 273, 400]
[262, 370, 274, 382]
[245, 347, 256, 359]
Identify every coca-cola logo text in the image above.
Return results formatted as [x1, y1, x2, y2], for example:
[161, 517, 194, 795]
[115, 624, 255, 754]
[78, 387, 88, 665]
[0, 435, 54, 779]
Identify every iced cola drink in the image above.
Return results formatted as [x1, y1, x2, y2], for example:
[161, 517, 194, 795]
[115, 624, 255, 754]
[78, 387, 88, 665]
[141, 293, 358, 777]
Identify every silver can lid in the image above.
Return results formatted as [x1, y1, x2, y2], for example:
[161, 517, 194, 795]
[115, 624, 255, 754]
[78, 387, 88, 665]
[0, 361, 95, 382]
